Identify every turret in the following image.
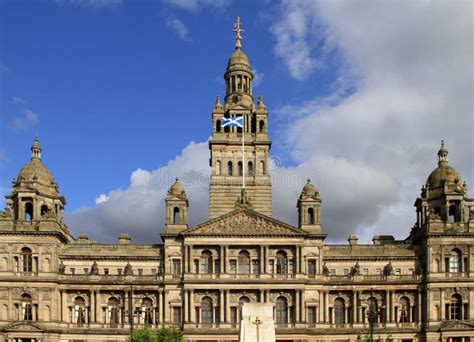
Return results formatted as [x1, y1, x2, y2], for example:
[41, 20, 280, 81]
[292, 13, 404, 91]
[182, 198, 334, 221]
[165, 178, 189, 233]
[297, 179, 322, 234]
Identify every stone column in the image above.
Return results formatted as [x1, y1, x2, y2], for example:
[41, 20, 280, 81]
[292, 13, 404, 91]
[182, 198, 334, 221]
[190, 289, 194, 323]
[157, 290, 163, 324]
[184, 289, 188, 323]
[220, 246, 224, 274]
[260, 245, 265, 274]
[91, 290, 95, 323]
[224, 245, 229, 274]
[352, 291, 357, 323]
[440, 289, 444, 321]
[184, 245, 189, 273]
[61, 290, 67, 322]
[225, 290, 230, 323]
[265, 246, 269, 274]
[417, 290, 422, 322]
[295, 290, 300, 322]
[325, 291, 329, 323]
[219, 290, 224, 323]
[296, 247, 300, 274]
[301, 290, 306, 322]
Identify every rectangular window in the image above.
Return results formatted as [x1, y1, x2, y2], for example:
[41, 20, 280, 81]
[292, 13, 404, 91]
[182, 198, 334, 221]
[194, 259, 199, 274]
[117, 268, 122, 275]
[269, 260, 274, 274]
[363, 268, 368, 275]
[308, 306, 316, 324]
[408, 268, 414, 274]
[83, 268, 88, 274]
[173, 260, 181, 276]
[215, 260, 220, 274]
[151, 268, 156, 275]
[70, 268, 75, 275]
[308, 260, 316, 275]
[376, 268, 382, 275]
[230, 260, 237, 274]
[252, 260, 259, 274]
[395, 268, 401, 275]
[231, 307, 237, 327]
[103, 268, 109, 275]
[344, 269, 349, 275]
[288, 260, 294, 274]
[138, 268, 143, 276]
[173, 307, 181, 325]
[329, 269, 336, 276]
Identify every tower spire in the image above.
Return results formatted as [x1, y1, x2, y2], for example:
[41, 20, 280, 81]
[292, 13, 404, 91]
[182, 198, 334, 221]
[233, 16, 244, 49]
[437, 139, 448, 165]
[31, 136, 42, 160]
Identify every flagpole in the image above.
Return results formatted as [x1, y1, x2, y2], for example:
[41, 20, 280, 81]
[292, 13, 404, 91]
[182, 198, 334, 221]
[242, 114, 245, 189]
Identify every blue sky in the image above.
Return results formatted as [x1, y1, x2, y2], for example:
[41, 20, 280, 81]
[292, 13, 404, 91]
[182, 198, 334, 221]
[1, 0, 472, 243]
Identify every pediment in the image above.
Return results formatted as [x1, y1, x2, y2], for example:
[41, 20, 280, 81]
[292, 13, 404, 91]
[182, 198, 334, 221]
[4, 321, 44, 332]
[185, 209, 305, 236]
[439, 320, 474, 331]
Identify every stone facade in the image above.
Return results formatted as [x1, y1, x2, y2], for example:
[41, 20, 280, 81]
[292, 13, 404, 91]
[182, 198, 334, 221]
[0, 19, 473, 342]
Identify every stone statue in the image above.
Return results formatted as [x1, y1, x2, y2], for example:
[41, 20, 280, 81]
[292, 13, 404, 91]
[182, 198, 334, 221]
[350, 262, 361, 276]
[235, 188, 253, 210]
[0, 209, 12, 219]
[322, 262, 330, 276]
[124, 262, 133, 276]
[58, 261, 66, 274]
[383, 262, 394, 277]
[42, 208, 57, 220]
[429, 208, 441, 221]
[89, 261, 99, 275]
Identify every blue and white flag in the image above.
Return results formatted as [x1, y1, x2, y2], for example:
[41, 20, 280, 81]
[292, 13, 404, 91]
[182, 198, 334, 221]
[221, 116, 243, 128]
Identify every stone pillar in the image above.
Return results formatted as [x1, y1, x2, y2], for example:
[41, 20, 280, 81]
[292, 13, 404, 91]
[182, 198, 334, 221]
[301, 290, 306, 322]
[225, 290, 230, 323]
[220, 246, 224, 273]
[295, 290, 300, 322]
[224, 245, 229, 274]
[296, 247, 300, 274]
[417, 290, 422, 322]
[440, 289, 444, 321]
[260, 245, 265, 273]
[324, 291, 329, 323]
[219, 290, 224, 323]
[264, 246, 269, 274]
[91, 290, 95, 323]
[184, 245, 188, 273]
[390, 291, 395, 323]
[184, 289, 188, 323]
[352, 291, 357, 323]
[190, 289, 194, 323]
[61, 290, 67, 322]
[260, 289, 264, 303]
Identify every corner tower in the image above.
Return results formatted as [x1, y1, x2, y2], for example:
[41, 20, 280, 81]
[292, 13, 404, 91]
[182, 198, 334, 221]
[209, 17, 272, 218]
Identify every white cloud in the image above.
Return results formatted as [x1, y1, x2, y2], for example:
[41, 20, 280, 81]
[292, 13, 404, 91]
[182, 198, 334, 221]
[252, 69, 264, 87]
[11, 110, 40, 132]
[66, 141, 210, 242]
[163, 0, 230, 12]
[270, 0, 473, 241]
[166, 17, 192, 42]
[54, 0, 122, 8]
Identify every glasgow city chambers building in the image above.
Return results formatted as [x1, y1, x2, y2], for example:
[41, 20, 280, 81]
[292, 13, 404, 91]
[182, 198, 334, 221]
[0, 20, 473, 342]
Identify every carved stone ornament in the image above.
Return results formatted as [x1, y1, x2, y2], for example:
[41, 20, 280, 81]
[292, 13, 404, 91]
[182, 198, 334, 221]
[13, 287, 38, 299]
[439, 320, 474, 331]
[186, 209, 304, 236]
[4, 322, 44, 332]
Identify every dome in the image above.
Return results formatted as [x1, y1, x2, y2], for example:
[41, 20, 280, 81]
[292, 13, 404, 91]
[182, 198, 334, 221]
[426, 164, 462, 191]
[226, 48, 252, 74]
[169, 178, 185, 195]
[302, 179, 318, 197]
[17, 159, 55, 186]
[425, 141, 463, 191]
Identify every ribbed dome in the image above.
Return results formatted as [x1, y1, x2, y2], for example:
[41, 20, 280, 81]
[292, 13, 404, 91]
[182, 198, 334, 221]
[17, 159, 55, 185]
[301, 179, 318, 197]
[226, 48, 253, 75]
[426, 164, 462, 190]
[169, 178, 185, 195]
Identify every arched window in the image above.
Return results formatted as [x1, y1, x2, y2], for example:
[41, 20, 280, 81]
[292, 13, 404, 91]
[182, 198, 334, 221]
[21, 247, 32, 273]
[238, 161, 243, 176]
[74, 296, 86, 326]
[238, 251, 250, 274]
[21, 294, 33, 321]
[448, 203, 460, 222]
[216, 160, 221, 175]
[368, 297, 378, 323]
[201, 296, 213, 324]
[260, 160, 266, 175]
[449, 294, 462, 320]
[334, 298, 345, 324]
[216, 120, 221, 133]
[307, 208, 315, 224]
[399, 297, 410, 323]
[201, 251, 213, 274]
[142, 297, 153, 324]
[275, 297, 288, 325]
[276, 251, 287, 275]
[40, 204, 49, 217]
[228, 161, 233, 176]
[259, 120, 265, 133]
[108, 297, 120, 326]
[173, 207, 180, 224]
[25, 202, 33, 221]
[449, 249, 462, 273]
[239, 296, 251, 322]
[248, 161, 254, 176]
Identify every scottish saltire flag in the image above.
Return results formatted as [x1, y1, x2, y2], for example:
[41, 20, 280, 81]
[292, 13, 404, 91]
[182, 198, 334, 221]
[221, 116, 243, 128]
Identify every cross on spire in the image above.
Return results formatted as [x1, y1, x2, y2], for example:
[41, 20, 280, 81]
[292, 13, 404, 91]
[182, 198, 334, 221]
[233, 16, 244, 49]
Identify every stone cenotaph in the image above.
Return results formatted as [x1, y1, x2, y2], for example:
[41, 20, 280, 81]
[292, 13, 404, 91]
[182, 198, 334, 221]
[238, 303, 276, 342]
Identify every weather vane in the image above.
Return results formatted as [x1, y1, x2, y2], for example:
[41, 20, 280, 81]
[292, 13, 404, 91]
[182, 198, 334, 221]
[233, 16, 244, 49]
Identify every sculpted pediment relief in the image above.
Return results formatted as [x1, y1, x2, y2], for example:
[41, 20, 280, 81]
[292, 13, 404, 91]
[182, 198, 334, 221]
[439, 320, 474, 331]
[5, 321, 44, 332]
[185, 209, 305, 236]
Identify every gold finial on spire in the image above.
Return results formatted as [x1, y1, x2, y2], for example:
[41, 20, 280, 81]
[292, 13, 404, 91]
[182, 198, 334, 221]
[233, 16, 244, 49]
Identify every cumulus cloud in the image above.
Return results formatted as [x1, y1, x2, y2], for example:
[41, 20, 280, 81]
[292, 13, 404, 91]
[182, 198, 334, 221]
[66, 141, 210, 243]
[270, 0, 473, 241]
[166, 17, 192, 42]
[252, 69, 264, 87]
[11, 110, 39, 132]
[163, 0, 230, 12]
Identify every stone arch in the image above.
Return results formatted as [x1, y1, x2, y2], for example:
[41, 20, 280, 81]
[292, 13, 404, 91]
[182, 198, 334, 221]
[24, 202, 33, 221]
[173, 207, 180, 224]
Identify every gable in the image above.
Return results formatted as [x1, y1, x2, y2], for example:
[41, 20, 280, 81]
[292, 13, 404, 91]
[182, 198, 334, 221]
[184, 209, 305, 237]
